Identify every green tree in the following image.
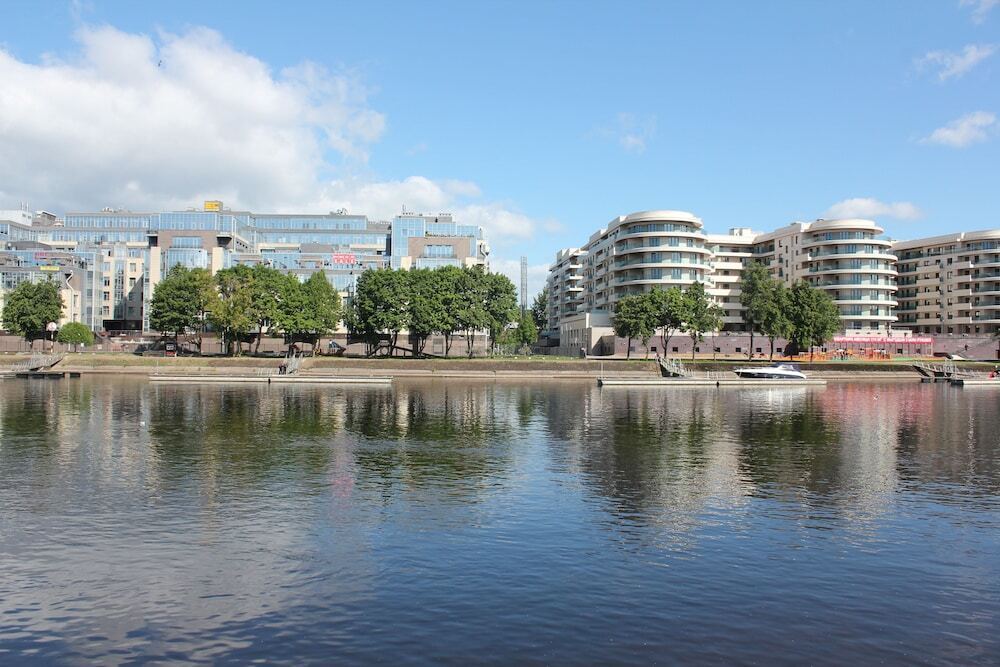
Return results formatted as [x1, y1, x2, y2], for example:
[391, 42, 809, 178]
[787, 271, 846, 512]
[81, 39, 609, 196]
[407, 268, 446, 356]
[454, 266, 488, 357]
[56, 321, 95, 350]
[682, 281, 723, 360]
[279, 272, 342, 354]
[515, 312, 538, 349]
[210, 268, 256, 356]
[149, 265, 217, 352]
[787, 280, 841, 361]
[739, 262, 773, 360]
[435, 265, 464, 355]
[483, 271, 519, 353]
[530, 287, 549, 332]
[2, 280, 63, 342]
[352, 267, 411, 356]
[612, 293, 656, 359]
[250, 264, 289, 354]
[648, 286, 685, 358]
[759, 281, 793, 361]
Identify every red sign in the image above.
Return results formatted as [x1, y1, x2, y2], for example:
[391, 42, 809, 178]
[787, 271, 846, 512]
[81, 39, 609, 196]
[332, 253, 356, 265]
[833, 336, 934, 344]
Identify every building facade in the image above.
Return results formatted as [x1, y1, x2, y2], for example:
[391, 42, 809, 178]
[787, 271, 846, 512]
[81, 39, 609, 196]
[892, 230, 1000, 335]
[1, 201, 488, 334]
[547, 210, 918, 343]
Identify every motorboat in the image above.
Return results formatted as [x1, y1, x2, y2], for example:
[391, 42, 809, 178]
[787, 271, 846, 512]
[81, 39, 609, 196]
[733, 363, 807, 380]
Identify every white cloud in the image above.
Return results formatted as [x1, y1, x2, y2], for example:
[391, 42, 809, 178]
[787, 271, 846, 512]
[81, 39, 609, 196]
[591, 112, 657, 153]
[0, 24, 547, 249]
[917, 44, 996, 80]
[824, 198, 923, 220]
[921, 111, 997, 147]
[960, 0, 999, 23]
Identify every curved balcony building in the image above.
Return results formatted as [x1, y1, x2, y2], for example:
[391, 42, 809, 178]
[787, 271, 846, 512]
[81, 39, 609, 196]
[800, 219, 898, 332]
[608, 210, 712, 303]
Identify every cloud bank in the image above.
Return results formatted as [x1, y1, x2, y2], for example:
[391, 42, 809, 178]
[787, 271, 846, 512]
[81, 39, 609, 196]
[0, 25, 540, 245]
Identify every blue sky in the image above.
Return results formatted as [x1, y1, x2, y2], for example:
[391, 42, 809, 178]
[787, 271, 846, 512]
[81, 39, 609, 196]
[1, 1, 998, 294]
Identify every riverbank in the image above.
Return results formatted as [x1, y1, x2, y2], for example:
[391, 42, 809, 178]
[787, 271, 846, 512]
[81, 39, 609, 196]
[14, 353, 991, 380]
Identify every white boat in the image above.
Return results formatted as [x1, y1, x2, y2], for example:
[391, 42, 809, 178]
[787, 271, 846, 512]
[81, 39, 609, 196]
[733, 364, 807, 380]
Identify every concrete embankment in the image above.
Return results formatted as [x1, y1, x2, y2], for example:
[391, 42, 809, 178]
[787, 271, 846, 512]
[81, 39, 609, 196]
[27, 354, 949, 382]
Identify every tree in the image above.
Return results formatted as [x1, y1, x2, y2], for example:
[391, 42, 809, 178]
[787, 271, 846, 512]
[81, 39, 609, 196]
[2, 280, 63, 343]
[149, 265, 216, 352]
[435, 265, 464, 355]
[454, 266, 488, 357]
[483, 271, 519, 353]
[759, 281, 793, 361]
[352, 268, 410, 356]
[740, 262, 773, 360]
[530, 287, 549, 332]
[787, 280, 841, 361]
[514, 312, 538, 349]
[210, 268, 256, 356]
[279, 272, 342, 354]
[682, 282, 723, 360]
[407, 268, 446, 356]
[250, 264, 289, 354]
[612, 293, 655, 359]
[648, 286, 685, 358]
[56, 322, 94, 350]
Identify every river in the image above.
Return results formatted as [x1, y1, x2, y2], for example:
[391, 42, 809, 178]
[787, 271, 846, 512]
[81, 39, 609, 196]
[1, 378, 998, 665]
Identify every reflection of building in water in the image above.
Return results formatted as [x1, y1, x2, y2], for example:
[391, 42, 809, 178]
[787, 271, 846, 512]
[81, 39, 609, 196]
[542, 386, 758, 536]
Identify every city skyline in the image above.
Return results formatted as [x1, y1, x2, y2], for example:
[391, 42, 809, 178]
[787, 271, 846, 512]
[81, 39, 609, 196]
[1, 1, 999, 298]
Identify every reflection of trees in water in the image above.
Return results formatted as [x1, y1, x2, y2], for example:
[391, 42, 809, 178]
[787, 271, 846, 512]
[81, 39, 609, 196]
[343, 382, 517, 498]
[736, 391, 843, 497]
[147, 385, 340, 488]
[555, 388, 755, 534]
[0, 381, 58, 441]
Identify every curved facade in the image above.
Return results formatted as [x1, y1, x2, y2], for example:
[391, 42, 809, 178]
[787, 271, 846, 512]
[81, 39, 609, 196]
[609, 210, 712, 302]
[800, 219, 898, 331]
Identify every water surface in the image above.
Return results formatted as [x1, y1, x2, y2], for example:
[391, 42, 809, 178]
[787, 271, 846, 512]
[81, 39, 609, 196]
[1, 378, 998, 665]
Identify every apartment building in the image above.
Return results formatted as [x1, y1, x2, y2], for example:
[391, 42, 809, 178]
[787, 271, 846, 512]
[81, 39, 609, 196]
[751, 219, 898, 332]
[2, 201, 489, 334]
[546, 211, 898, 343]
[893, 230, 1000, 335]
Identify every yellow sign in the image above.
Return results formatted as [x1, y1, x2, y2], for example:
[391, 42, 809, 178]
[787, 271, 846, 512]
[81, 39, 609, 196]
[204, 200, 223, 212]
[40, 265, 60, 272]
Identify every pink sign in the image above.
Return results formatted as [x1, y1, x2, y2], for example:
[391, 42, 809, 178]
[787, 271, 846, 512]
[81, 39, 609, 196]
[332, 253, 356, 265]
[833, 336, 934, 344]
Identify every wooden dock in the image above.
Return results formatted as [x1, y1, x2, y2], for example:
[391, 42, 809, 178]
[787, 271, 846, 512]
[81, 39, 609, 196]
[149, 374, 392, 385]
[598, 378, 826, 387]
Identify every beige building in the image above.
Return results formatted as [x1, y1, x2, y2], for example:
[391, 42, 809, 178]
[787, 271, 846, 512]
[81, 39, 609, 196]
[546, 212, 899, 345]
[752, 219, 898, 333]
[892, 230, 1000, 335]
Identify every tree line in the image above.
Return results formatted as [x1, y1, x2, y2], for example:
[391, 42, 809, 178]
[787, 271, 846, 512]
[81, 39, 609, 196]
[346, 265, 529, 357]
[148, 263, 529, 357]
[150, 264, 341, 355]
[611, 262, 841, 360]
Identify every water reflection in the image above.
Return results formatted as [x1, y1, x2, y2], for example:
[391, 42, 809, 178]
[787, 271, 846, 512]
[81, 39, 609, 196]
[0, 379, 998, 664]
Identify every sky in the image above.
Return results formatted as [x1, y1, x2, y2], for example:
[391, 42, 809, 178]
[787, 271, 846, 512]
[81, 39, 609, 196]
[1, 0, 998, 297]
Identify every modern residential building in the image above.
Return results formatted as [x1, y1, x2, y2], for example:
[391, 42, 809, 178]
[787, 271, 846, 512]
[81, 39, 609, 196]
[547, 211, 900, 345]
[1, 201, 488, 334]
[893, 230, 1000, 335]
